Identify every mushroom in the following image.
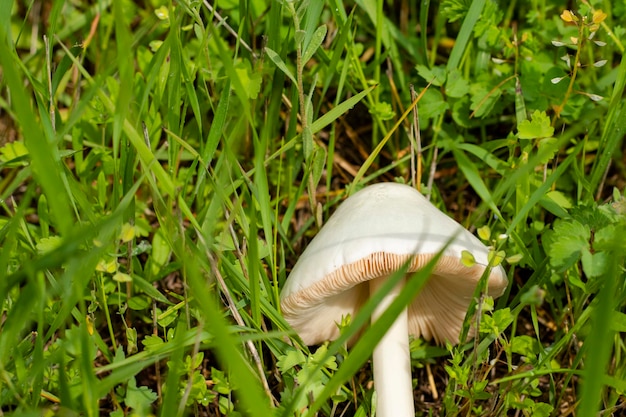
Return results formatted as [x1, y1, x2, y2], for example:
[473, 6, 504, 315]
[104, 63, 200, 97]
[280, 182, 508, 417]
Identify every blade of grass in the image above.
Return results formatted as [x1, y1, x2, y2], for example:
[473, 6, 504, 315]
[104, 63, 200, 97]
[0, 32, 73, 235]
[446, 0, 486, 71]
[577, 253, 620, 415]
[55, 41, 176, 197]
[348, 86, 424, 194]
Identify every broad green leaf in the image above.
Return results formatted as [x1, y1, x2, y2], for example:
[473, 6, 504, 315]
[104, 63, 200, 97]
[235, 62, 262, 99]
[545, 219, 590, 271]
[518, 110, 555, 139]
[581, 248, 609, 278]
[417, 88, 449, 122]
[446, 68, 470, 98]
[277, 349, 307, 373]
[415, 64, 446, 86]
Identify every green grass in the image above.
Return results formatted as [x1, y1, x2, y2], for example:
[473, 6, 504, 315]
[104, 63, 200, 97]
[1, 0, 625, 416]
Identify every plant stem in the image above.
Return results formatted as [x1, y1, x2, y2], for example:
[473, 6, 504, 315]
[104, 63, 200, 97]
[553, 22, 585, 122]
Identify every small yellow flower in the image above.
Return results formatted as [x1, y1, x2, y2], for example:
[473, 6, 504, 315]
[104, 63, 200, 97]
[560, 10, 578, 23]
[592, 9, 607, 24]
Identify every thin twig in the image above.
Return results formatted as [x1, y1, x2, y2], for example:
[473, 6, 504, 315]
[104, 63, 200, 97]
[595, 159, 612, 201]
[409, 85, 421, 190]
[44, 35, 55, 133]
[426, 146, 438, 201]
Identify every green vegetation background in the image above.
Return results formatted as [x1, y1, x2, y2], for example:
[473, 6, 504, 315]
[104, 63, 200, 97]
[0, 0, 625, 416]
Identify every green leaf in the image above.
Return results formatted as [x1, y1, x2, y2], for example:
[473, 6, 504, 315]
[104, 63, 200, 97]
[545, 219, 590, 271]
[609, 311, 626, 332]
[581, 248, 609, 278]
[36, 236, 63, 254]
[415, 64, 446, 86]
[141, 335, 164, 352]
[234, 62, 262, 99]
[461, 250, 476, 267]
[445, 68, 470, 98]
[125, 377, 157, 411]
[0, 141, 29, 166]
[311, 84, 376, 134]
[510, 335, 541, 358]
[277, 349, 307, 373]
[265, 47, 297, 85]
[302, 25, 327, 64]
[518, 110, 555, 139]
[469, 81, 502, 118]
[372, 101, 395, 121]
[417, 88, 449, 122]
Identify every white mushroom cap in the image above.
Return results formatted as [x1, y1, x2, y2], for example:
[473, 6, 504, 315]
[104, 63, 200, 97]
[281, 182, 508, 345]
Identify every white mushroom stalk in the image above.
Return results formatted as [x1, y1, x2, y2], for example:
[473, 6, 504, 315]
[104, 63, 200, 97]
[370, 275, 413, 416]
[280, 183, 508, 417]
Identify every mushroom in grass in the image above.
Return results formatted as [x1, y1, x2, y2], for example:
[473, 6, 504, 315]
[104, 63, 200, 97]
[280, 182, 508, 417]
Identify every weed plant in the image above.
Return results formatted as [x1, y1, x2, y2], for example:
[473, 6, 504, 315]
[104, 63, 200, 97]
[0, 0, 625, 416]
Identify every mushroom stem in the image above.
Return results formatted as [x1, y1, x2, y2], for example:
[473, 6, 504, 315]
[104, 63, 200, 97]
[370, 275, 414, 417]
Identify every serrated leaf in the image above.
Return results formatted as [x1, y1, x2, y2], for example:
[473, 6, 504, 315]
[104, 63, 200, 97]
[372, 101, 395, 120]
[234, 62, 262, 99]
[415, 64, 446, 86]
[36, 236, 63, 254]
[142, 335, 164, 352]
[277, 349, 307, 373]
[0, 141, 29, 166]
[518, 110, 554, 139]
[125, 377, 158, 411]
[545, 219, 590, 271]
